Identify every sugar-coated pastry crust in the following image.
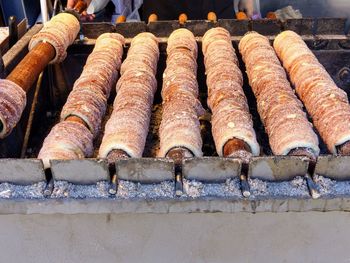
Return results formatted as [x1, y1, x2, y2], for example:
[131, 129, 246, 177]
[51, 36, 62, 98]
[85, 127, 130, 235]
[158, 28, 204, 157]
[0, 79, 26, 138]
[61, 33, 124, 137]
[274, 30, 350, 154]
[239, 31, 320, 156]
[99, 32, 159, 158]
[203, 27, 260, 156]
[29, 13, 80, 63]
[38, 120, 93, 169]
[38, 33, 124, 166]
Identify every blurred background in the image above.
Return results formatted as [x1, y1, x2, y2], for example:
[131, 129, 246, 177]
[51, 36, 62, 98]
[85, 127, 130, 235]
[0, 0, 349, 30]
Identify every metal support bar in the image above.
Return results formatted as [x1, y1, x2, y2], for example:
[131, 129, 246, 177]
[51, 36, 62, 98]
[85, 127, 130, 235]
[8, 16, 18, 48]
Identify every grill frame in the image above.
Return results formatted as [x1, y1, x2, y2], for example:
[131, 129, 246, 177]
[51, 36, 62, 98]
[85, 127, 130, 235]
[0, 19, 349, 206]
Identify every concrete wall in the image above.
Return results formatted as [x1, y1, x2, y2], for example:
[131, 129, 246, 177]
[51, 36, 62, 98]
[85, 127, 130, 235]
[1, 212, 350, 263]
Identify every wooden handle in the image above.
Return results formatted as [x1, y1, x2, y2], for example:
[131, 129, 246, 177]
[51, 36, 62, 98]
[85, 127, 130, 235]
[288, 148, 317, 161]
[116, 15, 126, 24]
[337, 141, 350, 155]
[7, 42, 55, 93]
[106, 149, 129, 165]
[148, 13, 158, 23]
[5, 14, 94, 138]
[236, 11, 248, 20]
[73, 0, 87, 14]
[223, 138, 252, 164]
[167, 147, 193, 164]
[179, 13, 187, 25]
[7, 36, 90, 132]
[65, 115, 88, 127]
[207, 12, 217, 22]
[223, 138, 251, 157]
[266, 12, 277, 19]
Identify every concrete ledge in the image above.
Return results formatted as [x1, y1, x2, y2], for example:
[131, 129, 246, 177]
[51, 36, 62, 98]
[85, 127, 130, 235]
[0, 197, 349, 215]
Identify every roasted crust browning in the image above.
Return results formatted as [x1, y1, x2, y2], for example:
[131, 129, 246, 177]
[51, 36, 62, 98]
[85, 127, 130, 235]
[274, 30, 350, 154]
[61, 33, 124, 137]
[159, 29, 204, 157]
[202, 27, 260, 157]
[240, 31, 319, 156]
[38, 120, 94, 169]
[29, 13, 80, 63]
[0, 79, 26, 138]
[99, 32, 159, 158]
[38, 33, 125, 166]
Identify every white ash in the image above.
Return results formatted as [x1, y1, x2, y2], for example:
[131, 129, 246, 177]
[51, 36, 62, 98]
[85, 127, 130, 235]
[182, 178, 242, 199]
[291, 176, 305, 188]
[314, 174, 334, 195]
[0, 175, 347, 201]
[248, 178, 267, 196]
[136, 181, 174, 199]
[117, 180, 138, 199]
[183, 179, 203, 198]
[314, 174, 350, 197]
[51, 181, 109, 198]
[0, 182, 46, 199]
[249, 176, 309, 198]
[116, 180, 174, 200]
[331, 181, 350, 197]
